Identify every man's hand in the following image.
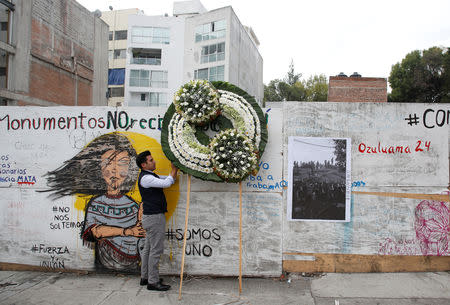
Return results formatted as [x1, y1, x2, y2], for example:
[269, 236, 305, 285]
[170, 162, 178, 179]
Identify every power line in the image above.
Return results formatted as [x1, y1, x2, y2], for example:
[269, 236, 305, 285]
[293, 139, 335, 149]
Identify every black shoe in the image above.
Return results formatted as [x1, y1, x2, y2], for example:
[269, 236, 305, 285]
[147, 282, 171, 291]
[140, 278, 163, 286]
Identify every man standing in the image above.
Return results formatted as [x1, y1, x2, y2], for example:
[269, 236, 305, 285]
[136, 150, 178, 291]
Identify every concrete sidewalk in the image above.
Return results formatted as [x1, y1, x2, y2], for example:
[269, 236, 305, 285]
[1, 270, 449, 305]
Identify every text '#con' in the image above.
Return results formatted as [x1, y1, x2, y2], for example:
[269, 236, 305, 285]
[0, 111, 164, 131]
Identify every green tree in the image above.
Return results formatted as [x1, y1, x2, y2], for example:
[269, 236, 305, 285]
[304, 74, 328, 101]
[264, 79, 283, 101]
[333, 139, 346, 170]
[388, 46, 450, 103]
[263, 62, 328, 102]
[286, 59, 301, 85]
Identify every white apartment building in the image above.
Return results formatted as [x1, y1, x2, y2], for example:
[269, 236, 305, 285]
[101, 8, 143, 106]
[123, 0, 263, 107]
[125, 14, 185, 107]
[183, 6, 263, 104]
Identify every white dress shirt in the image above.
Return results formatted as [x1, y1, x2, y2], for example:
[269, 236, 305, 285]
[140, 170, 175, 188]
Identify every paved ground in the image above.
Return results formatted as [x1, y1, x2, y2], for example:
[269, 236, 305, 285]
[1, 270, 450, 305]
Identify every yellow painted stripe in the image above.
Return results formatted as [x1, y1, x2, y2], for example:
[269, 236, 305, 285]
[352, 191, 450, 202]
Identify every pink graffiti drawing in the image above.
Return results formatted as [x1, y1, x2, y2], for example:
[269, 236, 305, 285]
[414, 199, 450, 256]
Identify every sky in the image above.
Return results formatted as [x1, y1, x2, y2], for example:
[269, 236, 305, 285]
[289, 137, 336, 164]
[76, 0, 450, 85]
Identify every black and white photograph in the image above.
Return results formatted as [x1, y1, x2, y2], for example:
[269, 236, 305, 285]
[288, 137, 351, 222]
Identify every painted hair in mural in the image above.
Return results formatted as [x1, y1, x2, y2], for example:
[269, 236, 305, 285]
[44, 132, 138, 198]
[43, 132, 145, 271]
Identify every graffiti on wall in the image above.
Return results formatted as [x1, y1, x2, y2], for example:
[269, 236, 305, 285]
[405, 108, 450, 128]
[166, 227, 221, 258]
[378, 197, 449, 256]
[41, 132, 143, 270]
[39, 131, 179, 271]
[245, 161, 287, 192]
[414, 199, 449, 256]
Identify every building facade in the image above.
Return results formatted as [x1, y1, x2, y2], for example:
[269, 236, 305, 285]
[0, 0, 108, 106]
[184, 6, 263, 104]
[117, 1, 263, 108]
[327, 73, 387, 103]
[101, 8, 143, 106]
[125, 13, 185, 107]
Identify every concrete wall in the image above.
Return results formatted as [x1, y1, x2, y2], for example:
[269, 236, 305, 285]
[0, 102, 448, 275]
[283, 102, 448, 258]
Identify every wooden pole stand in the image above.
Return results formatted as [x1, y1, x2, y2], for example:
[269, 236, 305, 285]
[178, 175, 191, 300]
[239, 181, 243, 294]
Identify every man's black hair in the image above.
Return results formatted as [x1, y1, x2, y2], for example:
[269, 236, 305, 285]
[136, 150, 151, 169]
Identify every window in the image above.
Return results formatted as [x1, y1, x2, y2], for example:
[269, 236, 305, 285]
[201, 42, 225, 63]
[195, 68, 208, 80]
[131, 48, 161, 65]
[115, 30, 127, 40]
[150, 71, 168, 88]
[131, 27, 170, 44]
[113, 49, 126, 59]
[194, 65, 224, 81]
[208, 65, 225, 81]
[129, 92, 167, 107]
[108, 68, 125, 85]
[130, 70, 150, 87]
[195, 19, 226, 42]
[108, 31, 113, 41]
[108, 50, 113, 61]
[0, 2, 11, 44]
[0, 1, 13, 89]
[0, 49, 7, 88]
[129, 70, 168, 88]
[107, 87, 124, 97]
[149, 92, 167, 106]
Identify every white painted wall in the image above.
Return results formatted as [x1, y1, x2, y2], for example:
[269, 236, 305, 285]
[0, 106, 282, 275]
[0, 102, 448, 276]
[282, 102, 449, 256]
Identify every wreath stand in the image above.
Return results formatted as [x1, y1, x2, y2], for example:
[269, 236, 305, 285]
[178, 174, 191, 300]
[238, 181, 243, 294]
[178, 178, 244, 299]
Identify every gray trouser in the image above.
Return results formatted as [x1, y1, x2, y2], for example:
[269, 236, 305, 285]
[140, 213, 165, 284]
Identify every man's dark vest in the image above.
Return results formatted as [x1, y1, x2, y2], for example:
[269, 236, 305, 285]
[138, 171, 168, 215]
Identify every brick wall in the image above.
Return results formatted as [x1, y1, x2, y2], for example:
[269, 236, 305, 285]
[29, 0, 97, 105]
[29, 61, 76, 105]
[327, 76, 387, 103]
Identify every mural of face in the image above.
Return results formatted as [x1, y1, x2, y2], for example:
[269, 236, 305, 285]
[101, 150, 131, 196]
